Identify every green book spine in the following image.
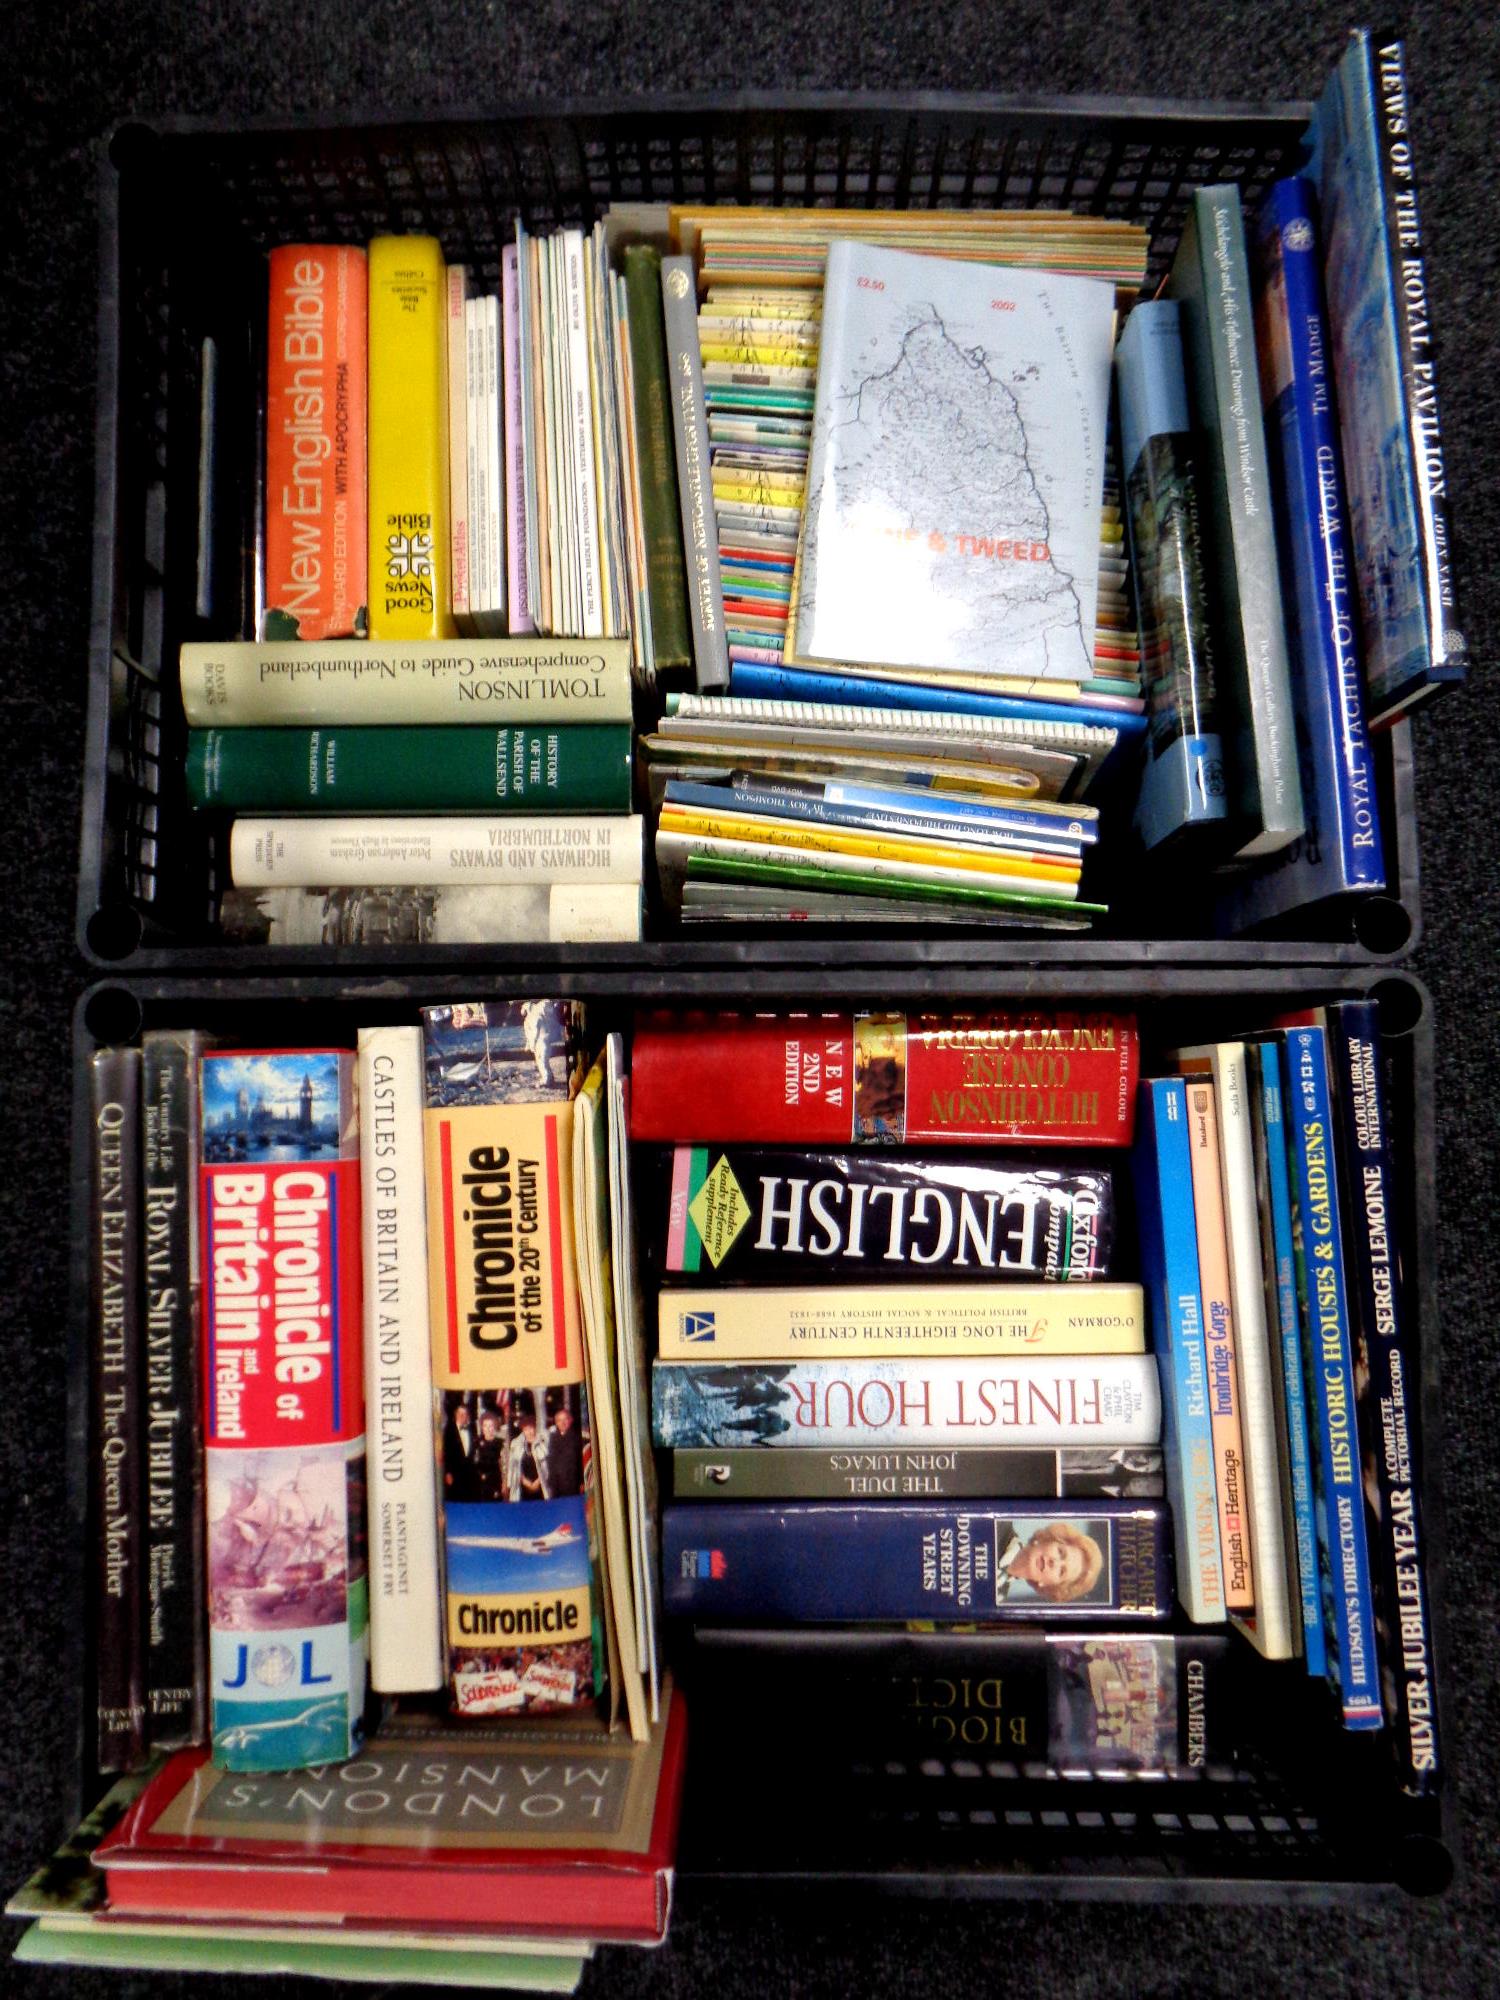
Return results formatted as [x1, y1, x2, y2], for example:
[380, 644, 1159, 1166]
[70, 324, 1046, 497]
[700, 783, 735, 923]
[624, 246, 692, 673]
[684, 848, 1107, 917]
[186, 725, 633, 812]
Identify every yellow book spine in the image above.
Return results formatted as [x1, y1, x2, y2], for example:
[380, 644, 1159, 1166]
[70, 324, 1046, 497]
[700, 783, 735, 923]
[657, 806, 1080, 883]
[656, 1282, 1146, 1359]
[368, 236, 456, 639]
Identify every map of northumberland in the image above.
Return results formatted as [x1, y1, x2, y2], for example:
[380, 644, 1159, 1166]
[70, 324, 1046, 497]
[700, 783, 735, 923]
[796, 242, 1117, 682]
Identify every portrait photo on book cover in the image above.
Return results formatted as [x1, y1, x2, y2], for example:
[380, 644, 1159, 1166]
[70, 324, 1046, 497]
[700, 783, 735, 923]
[207, 1440, 364, 1630]
[441, 1383, 588, 1504]
[989, 1514, 1112, 1605]
[852, 1013, 909, 1139]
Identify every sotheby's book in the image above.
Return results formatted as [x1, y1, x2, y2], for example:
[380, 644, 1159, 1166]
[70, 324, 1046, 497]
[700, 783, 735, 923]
[662, 1500, 1172, 1621]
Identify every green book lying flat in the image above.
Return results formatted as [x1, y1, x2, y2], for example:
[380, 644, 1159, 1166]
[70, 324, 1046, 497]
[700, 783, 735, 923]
[186, 724, 633, 812]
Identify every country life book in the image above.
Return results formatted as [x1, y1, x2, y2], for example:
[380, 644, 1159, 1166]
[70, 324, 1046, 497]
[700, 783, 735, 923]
[662, 1500, 1172, 1621]
[794, 241, 1116, 684]
[199, 1048, 368, 1771]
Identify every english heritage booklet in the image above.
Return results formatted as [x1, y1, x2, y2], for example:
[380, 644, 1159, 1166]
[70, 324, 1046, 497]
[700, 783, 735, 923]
[794, 241, 1117, 683]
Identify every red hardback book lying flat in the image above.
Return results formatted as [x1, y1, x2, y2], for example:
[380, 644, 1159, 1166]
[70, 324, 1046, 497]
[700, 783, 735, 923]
[92, 1683, 686, 1945]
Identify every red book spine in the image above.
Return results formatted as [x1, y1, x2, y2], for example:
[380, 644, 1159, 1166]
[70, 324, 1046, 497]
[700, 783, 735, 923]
[629, 1011, 1139, 1146]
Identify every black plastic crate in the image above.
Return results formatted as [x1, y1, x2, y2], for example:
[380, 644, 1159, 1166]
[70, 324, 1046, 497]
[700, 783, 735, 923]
[78, 94, 1425, 971]
[62, 963, 1454, 1903]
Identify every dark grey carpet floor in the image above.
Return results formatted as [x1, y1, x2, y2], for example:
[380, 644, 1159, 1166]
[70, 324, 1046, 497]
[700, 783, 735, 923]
[5, 1, 1498, 1993]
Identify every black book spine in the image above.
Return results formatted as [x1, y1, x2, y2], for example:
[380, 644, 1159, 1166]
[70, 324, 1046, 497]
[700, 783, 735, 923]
[140, 1030, 208, 1748]
[1327, 1000, 1440, 1795]
[90, 1047, 146, 1772]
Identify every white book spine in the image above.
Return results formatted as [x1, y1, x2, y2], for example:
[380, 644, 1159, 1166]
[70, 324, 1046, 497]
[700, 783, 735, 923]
[484, 292, 506, 628]
[446, 266, 472, 629]
[231, 813, 645, 887]
[357, 1026, 443, 1692]
[465, 297, 488, 616]
[565, 229, 604, 638]
[501, 243, 534, 634]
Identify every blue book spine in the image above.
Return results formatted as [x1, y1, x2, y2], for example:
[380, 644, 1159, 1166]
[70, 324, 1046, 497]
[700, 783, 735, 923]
[664, 779, 1083, 859]
[1131, 1079, 1224, 1624]
[1219, 179, 1386, 931]
[1279, 1024, 1383, 1728]
[728, 660, 1146, 741]
[749, 777, 1101, 847]
[1114, 299, 1228, 852]
[662, 1501, 1173, 1622]
[1255, 1040, 1328, 1679]
[1326, 1000, 1439, 1792]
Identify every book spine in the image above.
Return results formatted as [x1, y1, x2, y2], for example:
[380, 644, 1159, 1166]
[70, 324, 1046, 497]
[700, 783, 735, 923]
[1369, 35, 1466, 705]
[228, 814, 643, 889]
[657, 811, 1080, 897]
[200, 1049, 367, 1772]
[91, 1047, 147, 1772]
[628, 1010, 1139, 1148]
[501, 243, 534, 634]
[657, 1281, 1144, 1359]
[1114, 300, 1227, 852]
[140, 1031, 208, 1748]
[1131, 1078, 1225, 1625]
[1279, 1024, 1384, 1728]
[367, 235, 455, 639]
[1181, 1079, 1254, 1611]
[357, 1028, 443, 1693]
[663, 1501, 1173, 1621]
[465, 295, 487, 619]
[218, 881, 642, 948]
[660, 1144, 1115, 1282]
[483, 291, 507, 634]
[186, 724, 633, 813]
[420, 1000, 597, 1717]
[562, 231, 602, 639]
[263, 246, 368, 642]
[1173, 188, 1303, 856]
[179, 638, 634, 727]
[661, 255, 730, 691]
[684, 1627, 1228, 1770]
[739, 776, 1099, 847]
[624, 245, 691, 673]
[672, 1445, 1165, 1501]
[1327, 1000, 1439, 1788]
[728, 660, 1145, 744]
[446, 264, 471, 630]
[1250, 1040, 1327, 1677]
[671, 780, 1085, 858]
[652, 1355, 1161, 1449]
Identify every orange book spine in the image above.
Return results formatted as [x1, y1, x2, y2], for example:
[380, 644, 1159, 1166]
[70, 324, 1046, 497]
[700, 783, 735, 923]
[1183, 1079, 1254, 1610]
[264, 245, 368, 640]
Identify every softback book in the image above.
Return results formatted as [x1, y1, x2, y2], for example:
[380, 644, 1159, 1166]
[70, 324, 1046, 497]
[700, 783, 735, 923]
[657, 1145, 1115, 1283]
[262, 245, 367, 641]
[199, 1048, 368, 1771]
[629, 1010, 1139, 1148]
[420, 1000, 598, 1718]
[662, 1500, 1173, 1621]
[660, 255, 730, 691]
[669, 1445, 1164, 1502]
[795, 241, 1116, 683]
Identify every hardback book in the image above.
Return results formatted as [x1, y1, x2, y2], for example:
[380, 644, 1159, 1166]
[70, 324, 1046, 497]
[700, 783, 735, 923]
[1115, 299, 1228, 854]
[199, 1048, 368, 1771]
[1131, 1078, 1225, 1624]
[90, 1046, 147, 1772]
[623, 245, 691, 674]
[420, 1001, 598, 1718]
[1167, 187, 1303, 857]
[1306, 28, 1466, 723]
[478, 289, 508, 637]
[660, 255, 730, 690]
[446, 263, 473, 634]
[367, 235, 455, 640]
[1217, 177, 1386, 932]
[651, 1354, 1161, 1450]
[227, 814, 644, 889]
[794, 241, 1115, 683]
[657, 1145, 1115, 1283]
[90, 1687, 687, 1944]
[656, 1281, 1144, 1360]
[501, 242, 535, 634]
[356, 1027, 442, 1694]
[140, 1030, 210, 1748]
[1172, 1044, 1295, 1657]
[1180, 1076, 1254, 1613]
[217, 882, 643, 948]
[178, 638, 634, 727]
[629, 1009, 1139, 1148]
[262, 246, 367, 641]
[682, 1626, 1229, 1773]
[670, 1444, 1165, 1502]
[662, 1500, 1172, 1621]
[185, 724, 633, 813]
[1324, 999, 1439, 1788]
[1276, 1021, 1383, 1729]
